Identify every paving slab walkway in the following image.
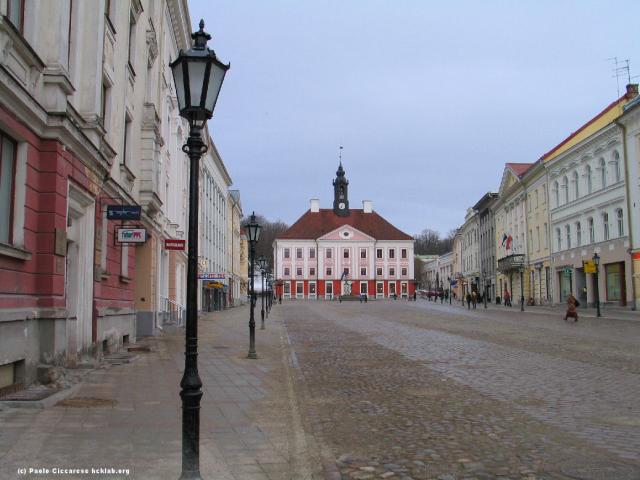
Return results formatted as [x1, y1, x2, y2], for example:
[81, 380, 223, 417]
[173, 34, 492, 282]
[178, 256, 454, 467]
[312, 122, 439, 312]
[0, 305, 322, 480]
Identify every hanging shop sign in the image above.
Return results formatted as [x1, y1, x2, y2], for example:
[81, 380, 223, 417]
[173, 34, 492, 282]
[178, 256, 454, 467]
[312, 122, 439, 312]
[198, 273, 225, 280]
[583, 260, 596, 274]
[563, 267, 573, 277]
[115, 227, 147, 244]
[107, 205, 142, 220]
[164, 239, 186, 251]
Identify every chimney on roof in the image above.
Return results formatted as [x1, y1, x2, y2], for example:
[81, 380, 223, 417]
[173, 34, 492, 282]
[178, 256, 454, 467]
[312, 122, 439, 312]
[626, 84, 638, 99]
[362, 200, 373, 213]
[310, 198, 320, 213]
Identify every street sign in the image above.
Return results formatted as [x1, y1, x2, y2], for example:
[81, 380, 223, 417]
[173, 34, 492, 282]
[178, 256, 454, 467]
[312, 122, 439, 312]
[115, 227, 147, 244]
[198, 273, 225, 280]
[583, 260, 596, 274]
[164, 239, 186, 250]
[107, 205, 142, 220]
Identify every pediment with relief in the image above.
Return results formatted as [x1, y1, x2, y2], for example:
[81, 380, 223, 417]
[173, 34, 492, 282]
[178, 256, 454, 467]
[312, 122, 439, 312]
[318, 225, 374, 242]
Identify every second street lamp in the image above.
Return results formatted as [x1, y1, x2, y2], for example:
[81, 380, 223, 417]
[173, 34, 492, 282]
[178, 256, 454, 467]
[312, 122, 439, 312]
[246, 213, 261, 359]
[170, 19, 229, 480]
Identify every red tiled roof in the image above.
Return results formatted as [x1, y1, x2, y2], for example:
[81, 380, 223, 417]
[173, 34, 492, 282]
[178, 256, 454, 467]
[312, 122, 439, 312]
[276, 209, 413, 241]
[506, 163, 534, 178]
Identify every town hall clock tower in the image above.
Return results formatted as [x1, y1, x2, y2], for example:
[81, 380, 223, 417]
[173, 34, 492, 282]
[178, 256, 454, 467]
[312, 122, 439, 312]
[332, 162, 350, 216]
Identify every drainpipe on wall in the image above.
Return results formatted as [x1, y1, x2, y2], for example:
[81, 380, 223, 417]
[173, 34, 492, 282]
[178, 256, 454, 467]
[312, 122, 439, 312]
[615, 119, 638, 310]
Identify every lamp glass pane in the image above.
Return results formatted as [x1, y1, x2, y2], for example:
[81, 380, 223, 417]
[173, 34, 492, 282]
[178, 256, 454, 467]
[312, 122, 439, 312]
[172, 61, 186, 111]
[253, 224, 262, 242]
[204, 62, 226, 112]
[188, 61, 207, 108]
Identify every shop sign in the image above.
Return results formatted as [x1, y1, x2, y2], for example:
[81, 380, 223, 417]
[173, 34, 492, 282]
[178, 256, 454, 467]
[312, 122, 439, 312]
[107, 205, 142, 220]
[198, 273, 225, 280]
[116, 227, 147, 244]
[164, 239, 186, 250]
[563, 267, 572, 277]
[583, 260, 596, 274]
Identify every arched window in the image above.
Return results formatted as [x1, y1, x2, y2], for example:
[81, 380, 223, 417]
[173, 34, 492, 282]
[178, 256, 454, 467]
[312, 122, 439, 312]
[603, 212, 609, 240]
[613, 151, 621, 182]
[585, 165, 592, 194]
[553, 181, 559, 207]
[588, 217, 594, 243]
[599, 158, 606, 189]
[617, 208, 624, 236]
[562, 176, 569, 204]
[576, 221, 582, 246]
[572, 171, 579, 199]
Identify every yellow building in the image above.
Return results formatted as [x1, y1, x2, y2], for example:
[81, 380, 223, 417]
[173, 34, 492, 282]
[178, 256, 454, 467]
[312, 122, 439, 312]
[494, 163, 534, 306]
[522, 161, 552, 304]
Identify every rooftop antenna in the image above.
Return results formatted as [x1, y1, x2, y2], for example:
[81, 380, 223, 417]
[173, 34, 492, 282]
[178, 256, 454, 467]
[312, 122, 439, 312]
[608, 57, 631, 97]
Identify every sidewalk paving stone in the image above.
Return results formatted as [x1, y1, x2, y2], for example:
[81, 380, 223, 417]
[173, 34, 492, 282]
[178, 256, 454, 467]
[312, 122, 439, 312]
[0, 305, 323, 480]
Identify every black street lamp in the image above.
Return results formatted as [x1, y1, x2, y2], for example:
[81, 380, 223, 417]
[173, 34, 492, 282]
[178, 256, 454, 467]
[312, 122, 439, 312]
[447, 276, 452, 304]
[170, 19, 229, 480]
[519, 267, 525, 312]
[258, 256, 267, 329]
[593, 252, 601, 317]
[246, 213, 262, 358]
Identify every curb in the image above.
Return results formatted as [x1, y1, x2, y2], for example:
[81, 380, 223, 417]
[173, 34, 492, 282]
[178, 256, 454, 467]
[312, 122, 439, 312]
[0, 384, 81, 410]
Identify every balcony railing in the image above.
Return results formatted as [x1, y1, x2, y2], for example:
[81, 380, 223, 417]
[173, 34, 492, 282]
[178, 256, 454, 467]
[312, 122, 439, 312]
[497, 254, 525, 273]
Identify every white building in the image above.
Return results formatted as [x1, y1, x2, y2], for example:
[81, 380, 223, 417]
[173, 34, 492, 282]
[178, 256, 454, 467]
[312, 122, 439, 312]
[617, 94, 640, 309]
[198, 138, 232, 311]
[546, 87, 636, 306]
[459, 207, 479, 295]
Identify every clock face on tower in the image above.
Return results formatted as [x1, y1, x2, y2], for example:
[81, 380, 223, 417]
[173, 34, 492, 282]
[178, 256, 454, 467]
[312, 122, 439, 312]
[338, 202, 345, 210]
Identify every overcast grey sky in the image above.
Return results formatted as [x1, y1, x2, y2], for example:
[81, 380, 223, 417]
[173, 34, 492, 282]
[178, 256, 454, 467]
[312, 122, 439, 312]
[188, 0, 639, 237]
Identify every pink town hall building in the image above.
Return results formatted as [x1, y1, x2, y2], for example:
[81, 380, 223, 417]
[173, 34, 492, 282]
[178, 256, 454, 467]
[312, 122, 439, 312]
[273, 164, 416, 300]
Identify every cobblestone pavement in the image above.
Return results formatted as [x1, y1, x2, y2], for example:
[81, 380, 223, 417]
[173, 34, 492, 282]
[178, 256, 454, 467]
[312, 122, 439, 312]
[283, 300, 640, 480]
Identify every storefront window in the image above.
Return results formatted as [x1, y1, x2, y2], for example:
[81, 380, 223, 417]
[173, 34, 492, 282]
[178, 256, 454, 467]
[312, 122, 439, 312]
[606, 263, 622, 301]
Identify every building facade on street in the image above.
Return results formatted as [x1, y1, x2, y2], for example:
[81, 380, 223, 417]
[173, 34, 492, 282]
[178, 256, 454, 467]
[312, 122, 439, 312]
[0, 0, 240, 389]
[227, 190, 244, 306]
[459, 208, 479, 298]
[522, 161, 552, 305]
[544, 85, 638, 306]
[0, 0, 190, 387]
[274, 165, 416, 300]
[615, 95, 640, 309]
[198, 140, 232, 312]
[473, 192, 499, 302]
[494, 163, 533, 305]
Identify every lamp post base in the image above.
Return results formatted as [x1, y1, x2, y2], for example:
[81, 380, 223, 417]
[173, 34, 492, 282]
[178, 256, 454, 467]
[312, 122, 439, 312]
[247, 352, 258, 359]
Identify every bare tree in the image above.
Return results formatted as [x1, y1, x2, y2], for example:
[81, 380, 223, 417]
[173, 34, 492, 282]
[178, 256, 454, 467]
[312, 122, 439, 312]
[413, 228, 455, 255]
[241, 214, 289, 268]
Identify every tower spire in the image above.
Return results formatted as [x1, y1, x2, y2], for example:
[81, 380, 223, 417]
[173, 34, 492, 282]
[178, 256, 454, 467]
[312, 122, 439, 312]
[332, 158, 349, 217]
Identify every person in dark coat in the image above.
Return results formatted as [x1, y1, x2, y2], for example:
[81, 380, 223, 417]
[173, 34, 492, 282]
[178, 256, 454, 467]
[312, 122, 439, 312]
[466, 293, 472, 309]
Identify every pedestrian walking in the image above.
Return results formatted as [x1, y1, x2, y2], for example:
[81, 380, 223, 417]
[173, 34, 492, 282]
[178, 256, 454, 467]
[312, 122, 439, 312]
[564, 293, 579, 322]
[504, 290, 511, 307]
[278, 295, 282, 304]
[472, 291, 477, 309]
[466, 292, 472, 309]
[439, 291, 444, 304]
